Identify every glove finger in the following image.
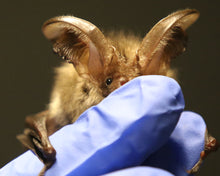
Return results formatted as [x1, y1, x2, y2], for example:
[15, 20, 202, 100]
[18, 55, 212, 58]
[143, 111, 206, 176]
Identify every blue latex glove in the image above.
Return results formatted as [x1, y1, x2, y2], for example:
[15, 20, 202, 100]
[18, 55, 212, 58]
[0, 76, 206, 176]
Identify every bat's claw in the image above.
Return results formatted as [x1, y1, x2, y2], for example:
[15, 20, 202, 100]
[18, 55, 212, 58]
[187, 131, 219, 174]
[17, 110, 56, 175]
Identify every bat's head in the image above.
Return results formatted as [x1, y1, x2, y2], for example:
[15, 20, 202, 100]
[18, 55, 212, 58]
[42, 9, 199, 97]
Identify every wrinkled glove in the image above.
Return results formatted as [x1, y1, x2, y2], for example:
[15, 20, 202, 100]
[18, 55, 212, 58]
[0, 76, 206, 176]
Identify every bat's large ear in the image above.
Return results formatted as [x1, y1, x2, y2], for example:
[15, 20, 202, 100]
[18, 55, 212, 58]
[42, 16, 113, 79]
[136, 9, 199, 75]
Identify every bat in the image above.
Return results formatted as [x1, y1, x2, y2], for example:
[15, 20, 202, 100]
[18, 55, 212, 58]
[16, 9, 219, 175]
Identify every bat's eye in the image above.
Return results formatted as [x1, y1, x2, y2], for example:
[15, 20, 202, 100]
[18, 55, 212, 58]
[106, 78, 113, 86]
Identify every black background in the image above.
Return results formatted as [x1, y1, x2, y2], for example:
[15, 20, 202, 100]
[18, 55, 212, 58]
[0, 1, 219, 175]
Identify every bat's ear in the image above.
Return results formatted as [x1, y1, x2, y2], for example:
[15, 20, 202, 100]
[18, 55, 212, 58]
[136, 9, 199, 75]
[42, 16, 113, 79]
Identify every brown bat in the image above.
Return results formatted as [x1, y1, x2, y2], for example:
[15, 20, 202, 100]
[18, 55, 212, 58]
[17, 9, 218, 175]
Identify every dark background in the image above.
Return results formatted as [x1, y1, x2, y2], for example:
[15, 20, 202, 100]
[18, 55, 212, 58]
[0, 0, 219, 175]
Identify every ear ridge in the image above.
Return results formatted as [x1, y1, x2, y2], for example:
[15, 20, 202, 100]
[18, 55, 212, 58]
[147, 26, 187, 75]
[42, 16, 113, 78]
[52, 27, 89, 65]
[137, 9, 199, 75]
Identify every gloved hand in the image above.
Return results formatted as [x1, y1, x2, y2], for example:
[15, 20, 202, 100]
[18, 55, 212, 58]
[0, 76, 206, 176]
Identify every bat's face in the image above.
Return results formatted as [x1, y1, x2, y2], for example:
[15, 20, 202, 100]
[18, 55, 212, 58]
[96, 42, 140, 97]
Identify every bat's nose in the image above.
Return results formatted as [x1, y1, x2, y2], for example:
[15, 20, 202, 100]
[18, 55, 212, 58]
[119, 77, 129, 86]
[120, 80, 128, 86]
